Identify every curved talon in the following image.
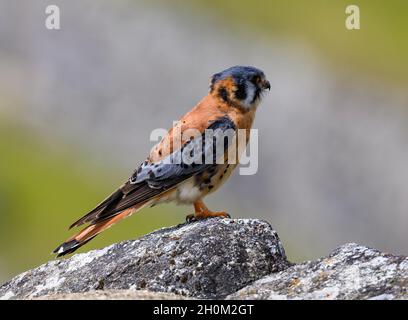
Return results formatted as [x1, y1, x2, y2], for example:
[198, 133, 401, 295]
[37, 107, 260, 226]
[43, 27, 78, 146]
[212, 211, 230, 219]
[196, 211, 230, 220]
[186, 211, 230, 222]
[187, 200, 231, 221]
[185, 214, 197, 223]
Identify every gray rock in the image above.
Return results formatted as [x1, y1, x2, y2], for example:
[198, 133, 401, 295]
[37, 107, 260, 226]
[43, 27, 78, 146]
[0, 218, 288, 300]
[227, 243, 408, 300]
[2, 219, 407, 300]
[34, 289, 191, 300]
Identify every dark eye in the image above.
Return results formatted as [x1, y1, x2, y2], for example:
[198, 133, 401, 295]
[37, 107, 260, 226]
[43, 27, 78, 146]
[251, 75, 260, 84]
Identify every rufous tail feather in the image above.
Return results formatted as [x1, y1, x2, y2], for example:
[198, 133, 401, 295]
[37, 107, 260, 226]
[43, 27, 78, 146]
[53, 205, 144, 257]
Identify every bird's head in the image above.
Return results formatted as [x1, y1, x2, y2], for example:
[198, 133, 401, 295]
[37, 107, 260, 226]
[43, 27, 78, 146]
[209, 66, 270, 110]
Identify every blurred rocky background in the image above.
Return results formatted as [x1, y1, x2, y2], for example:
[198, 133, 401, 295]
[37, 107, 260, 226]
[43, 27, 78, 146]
[0, 0, 407, 283]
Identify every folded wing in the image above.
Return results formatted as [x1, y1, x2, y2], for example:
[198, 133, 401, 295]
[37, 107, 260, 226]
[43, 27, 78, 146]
[54, 116, 236, 256]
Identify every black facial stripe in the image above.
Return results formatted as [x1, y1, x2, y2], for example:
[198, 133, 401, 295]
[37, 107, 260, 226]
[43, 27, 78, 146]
[234, 83, 247, 100]
[218, 87, 229, 102]
[251, 87, 261, 104]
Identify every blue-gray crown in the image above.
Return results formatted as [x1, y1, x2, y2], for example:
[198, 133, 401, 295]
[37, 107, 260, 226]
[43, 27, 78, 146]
[211, 66, 265, 86]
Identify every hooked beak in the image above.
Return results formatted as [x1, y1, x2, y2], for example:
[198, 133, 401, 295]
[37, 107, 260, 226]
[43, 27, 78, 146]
[262, 79, 271, 91]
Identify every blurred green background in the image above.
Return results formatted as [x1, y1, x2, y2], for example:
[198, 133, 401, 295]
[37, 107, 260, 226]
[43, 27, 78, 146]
[190, 0, 408, 85]
[1, 0, 408, 283]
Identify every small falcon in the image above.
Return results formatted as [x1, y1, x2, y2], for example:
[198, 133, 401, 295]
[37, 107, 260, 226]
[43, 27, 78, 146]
[54, 66, 270, 256]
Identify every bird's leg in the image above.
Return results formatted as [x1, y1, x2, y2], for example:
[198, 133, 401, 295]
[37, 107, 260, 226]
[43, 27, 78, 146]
[186, 200, 230, 222]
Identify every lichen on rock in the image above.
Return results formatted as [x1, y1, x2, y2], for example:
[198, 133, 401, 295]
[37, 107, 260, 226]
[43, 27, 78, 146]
[1, 219, 407, 300]
[0, 218, 288, 300]
[227, 243, 408, 300]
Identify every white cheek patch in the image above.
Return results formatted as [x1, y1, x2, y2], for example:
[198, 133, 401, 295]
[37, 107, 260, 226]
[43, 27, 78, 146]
[242, 82, 256, 109]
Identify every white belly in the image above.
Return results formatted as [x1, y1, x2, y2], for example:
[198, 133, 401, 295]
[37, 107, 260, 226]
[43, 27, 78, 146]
[152, 164, 238, 206]
[175, 177, 203, 204]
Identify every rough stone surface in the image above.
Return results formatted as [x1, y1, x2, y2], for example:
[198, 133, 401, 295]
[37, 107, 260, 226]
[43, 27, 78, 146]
[0, 218, 288, 300]
[227, 243, 408, 300]
[2, 219, 407, 300]
[34, 289, 190, 300]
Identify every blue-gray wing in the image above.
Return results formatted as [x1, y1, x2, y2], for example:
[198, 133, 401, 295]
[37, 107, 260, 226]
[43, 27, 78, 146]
[69, 116, 237, 228]
[130, 116, 237, 188]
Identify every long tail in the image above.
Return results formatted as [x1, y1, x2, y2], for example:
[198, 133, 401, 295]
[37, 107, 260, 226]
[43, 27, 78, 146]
[53, 163, 183, 257]
[53, 177, 169, 257]
[53, 205, 145, 257]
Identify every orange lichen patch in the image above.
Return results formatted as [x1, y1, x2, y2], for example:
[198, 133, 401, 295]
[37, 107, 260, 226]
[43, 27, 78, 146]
[290, 277, 301, 287]
[322, 257, 334, 266]
[314, 271, 330, 283]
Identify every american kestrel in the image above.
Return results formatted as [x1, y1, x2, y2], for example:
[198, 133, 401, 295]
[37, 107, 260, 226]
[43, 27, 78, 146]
[54, 66, 270, 256]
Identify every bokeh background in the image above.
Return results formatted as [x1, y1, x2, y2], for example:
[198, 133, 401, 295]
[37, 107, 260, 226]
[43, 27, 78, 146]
[1, 0, 408, 283]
